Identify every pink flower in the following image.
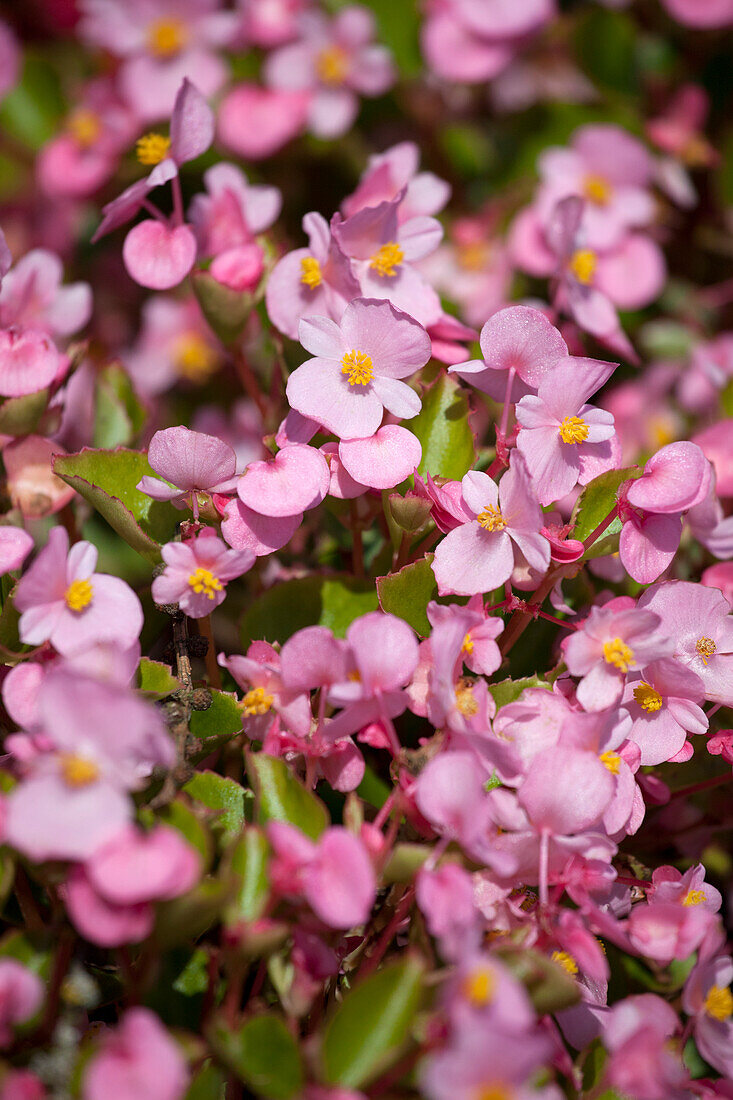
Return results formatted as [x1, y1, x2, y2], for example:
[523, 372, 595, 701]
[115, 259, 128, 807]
[286, 298, 431, 440]
[563, 601, 673, 711]
[450, 303, 568, 403]
[661, 0, 733, 28]
[138, 425, 239, 515]
[268, 822, 376, 929]
[515, 356, 618, 505]
[603, 994, 688, 1100]
[189, 162, 282, 258]
[432, 452, 550, 597]
[415, 864, 480, 961]
[337, 426, 422, 490]
[621, 659, 708, 765]
[152, 528, 254, 617]
[682, 955, 733, 1077]
[0, 961, 43, 1047]
[82, 1008, 189, 1100]
[0, 329, 66, 398]
[264, 6, 394, 139]
[220, 642, 312, 741]
[0, 249, 92, 338]
[342, 141, 450, 222]
[266, 212, 361, 341]
[123, 295, 222, 396]
[217, 83, 309, 160]
[638, 580, 733, 705]
[427, 595, 504, 676]
[420, 219, 511, 332]
[79, 0, 236, 120]
[650, 864, 722, 912]
[15, 527, 143, 657]
[0, 528, 33, 575]
[332, 193, 443, 327]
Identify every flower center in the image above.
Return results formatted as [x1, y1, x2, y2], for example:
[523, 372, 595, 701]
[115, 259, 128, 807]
[457, 241, 489, 271]
[569, 248, 597, 285]
[695, 636, 716, 663]
[603, 637, 634, 673]
[683, 889, 706, 906]
[559, 416, 589, 444]
[242, 686, 274, 716]
[148, 17, 188, 57]
[300, 256, 322, 289]
[316, 44, 349, 85]
[188, 567, 223, 600]
[473, 1085, 514, 1100]
[633, 682, 663, 712]
[174, 333, 218, 381]
[461, 632, 474, 656]
[455, 678, 479, 716]
[584, 174, 612, 205]
[341, 349, 374, 386]
[551, 950, 579, 975]
[704, 985, 733, 1022]
[369, 242, 404, 278]
[462, 966, 495, 1006]
[65, 579, 93, 612]
[60, 753, 100, 788]
[136, 132, 171, 166]
[477, 505, 506, 532]
[600, 750, 621, 775]
[68, 108, 101, 149]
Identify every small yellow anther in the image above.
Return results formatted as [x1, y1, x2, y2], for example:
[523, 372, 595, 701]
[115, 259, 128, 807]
[369, 242, 404, 278]
[65, 579, 93, 612]
[300, 256, 322, 289]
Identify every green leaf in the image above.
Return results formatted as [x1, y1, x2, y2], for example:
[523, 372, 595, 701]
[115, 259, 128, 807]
[156, 880, 232, 947]
[411, 373, 475, 481]
[158, 798, 213, 868]
[189, 690, 243, 748]
[0, 52, 64, 149]
[173, 948, 209, 996]
[185, 1063, 227, 1100]
[53, 448, 179, 563]
[488, 676, 551, 711]
[184, 772, 246, 840]
[240, 574, 378, 648]
[570, 466, 639, 559]
[494, 945, 580, 1014]
[377, 555, 437, 636]
[573, 8, 639, 94]
[137, 658, 180, 699]
[0, 390, 49, 436]
[246, 753, 328, 840]
[227, 828, 270, 923]
[321, 956, 424, 1088]
[211, 1015, 304, 1100]
[94, 364, 145, 449]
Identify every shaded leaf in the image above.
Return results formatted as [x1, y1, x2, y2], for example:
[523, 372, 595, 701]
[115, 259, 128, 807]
[241, 574, 378, 649]
[227, 828, 270, 923]
[211, 1015, 304, 1100]
[411, 373, 475, 480]
[137, 657, 180, 699]
[488, 676, 551, 711]
[246, 753, 328, 840]
[377, 555, 437, 636]
[184, 771, 246, 839]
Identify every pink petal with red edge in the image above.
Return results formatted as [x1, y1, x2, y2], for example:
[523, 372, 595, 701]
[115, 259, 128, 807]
[123, 221, 197, 290]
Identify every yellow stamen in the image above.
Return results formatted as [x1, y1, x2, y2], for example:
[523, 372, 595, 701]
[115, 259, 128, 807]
[473, 1085, 514, 1100]
[559, 415, 589, 444]
[696, 636, 716, 664]
[188, 567, 223, 600]
[569, 248, 597, 285]
[315, 44, 349, 85]
[603, 637, 634, 673]
[477, 505, 506, 532]
[60, 754, 100, 788]
[457, 241, 489, 271]
[68, 108, 101, 149]
[174, 332, 218, 382]
[633, 682, 663, 713]
[551, 950, 579, 975]
[341, 349, 374, 386]
[147, 17, 188, 57]
[242, 686, 274, 716]
[369, 241, 404, 278]
[584, 174, 612, 205]
[704, 985, 733, 1022]
[455, 678, 479, 717]
[65, 579, 93, 612]
[600, 750, 621, 775]
[461, 632, 474, 656]
[300, 256, 322, 289]
[683, 889, 706, 907]
[136, 132, 171, 166]
[462, 966, 495, 1007]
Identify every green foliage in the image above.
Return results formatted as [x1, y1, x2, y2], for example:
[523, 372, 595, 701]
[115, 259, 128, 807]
[184, 772, 247, 840]
[495, 945, 580, 1014]
[227, 828, 271, 923]
[211, 1015, 304, 1099]
[137, 657, 181, 699]
[0, 390, 50, 436]
[93, 364, 145, 449]
[411, 373, 475, 480]
[247, 753, 328, 839]
[0, 51, 64, 148]
[320, 956, 424, 1088]
[53, 448, 179, 563]
[571, 466, 640, 559]
[377, 555, 437, 635]
[488, 676, 552, 711]
[189, 690, 243, 751]
[240, 574, 378, 648]
[192, 271, 254, 345]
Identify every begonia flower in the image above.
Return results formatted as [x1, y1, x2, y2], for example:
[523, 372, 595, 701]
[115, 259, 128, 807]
[342, 141, 450, 222]
[189, 162, 282, 258]
[621, 659, 708, 765]
[152, 528, 254, 617]
[682, 955, 733, 1077]
[286, 298, 431, 440]
[0, 961, 43, 1047]
[82, 1007, 189, 1100]
[138, 425, 239, 516]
